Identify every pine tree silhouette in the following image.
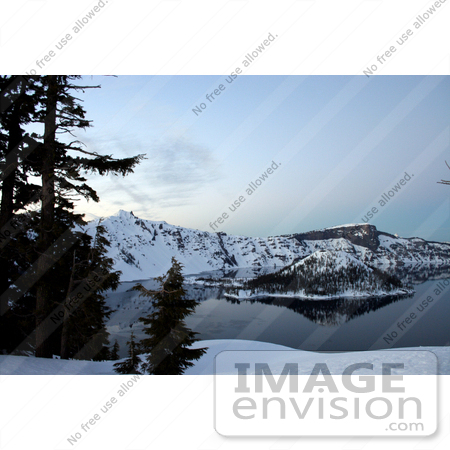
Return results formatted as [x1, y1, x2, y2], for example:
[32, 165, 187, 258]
[113, 332, 142, 374]
[134, 257, 207, 375]
[110, 340, 120, 361]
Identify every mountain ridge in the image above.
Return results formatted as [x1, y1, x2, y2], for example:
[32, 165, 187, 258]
[84, 210, 450, 281]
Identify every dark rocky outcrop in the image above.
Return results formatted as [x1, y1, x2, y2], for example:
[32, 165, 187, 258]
[293, 224, 383, 251]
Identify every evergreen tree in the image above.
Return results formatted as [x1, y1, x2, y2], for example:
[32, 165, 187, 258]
[134, 257, 207, 375]
[0, 76, 42, 352]
[0, 76, 41, 231]
[113, 332, 142, 374]
[110, 340, 120, 360]
[1, 75, 145, 358]
[59, 220, 121, 360]
[29, 76, 144, 357]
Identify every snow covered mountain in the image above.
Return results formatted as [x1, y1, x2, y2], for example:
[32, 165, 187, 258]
[84, 210, 450, 282]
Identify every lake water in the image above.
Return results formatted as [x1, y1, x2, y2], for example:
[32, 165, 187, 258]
[105, 268, 450, 357]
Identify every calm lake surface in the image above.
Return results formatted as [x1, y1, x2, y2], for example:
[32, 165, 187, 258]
[105, 268, 450, 356]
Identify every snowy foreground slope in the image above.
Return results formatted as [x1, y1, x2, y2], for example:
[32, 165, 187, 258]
[84, 211, 450, 282]
[1, 340, 449, 375]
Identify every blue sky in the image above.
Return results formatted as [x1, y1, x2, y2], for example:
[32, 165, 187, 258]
[72, 75, 450, 242]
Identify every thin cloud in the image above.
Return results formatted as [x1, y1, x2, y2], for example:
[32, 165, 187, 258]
[145, 136, 221, 188]
[78, 134, 222, 214]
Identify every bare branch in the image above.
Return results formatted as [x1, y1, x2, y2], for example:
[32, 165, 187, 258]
[438, 160, 450, 185]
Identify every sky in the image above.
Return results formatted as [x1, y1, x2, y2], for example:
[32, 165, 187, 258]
[67, 75, 450, 242]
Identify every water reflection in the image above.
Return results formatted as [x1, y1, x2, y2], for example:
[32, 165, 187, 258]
[222, 294, 411, 327]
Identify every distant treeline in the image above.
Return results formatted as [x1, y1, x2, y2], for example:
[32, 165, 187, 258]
[237, 254, 406, 297]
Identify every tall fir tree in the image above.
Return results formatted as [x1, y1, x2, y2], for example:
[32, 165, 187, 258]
[113, 332, 142, 374]
[30, 76, 144, 358]
[59, 220, 121, 360]
[134, 257, 207, 375]
[0, 76, 43, 354]
[1, 75, 145, 358]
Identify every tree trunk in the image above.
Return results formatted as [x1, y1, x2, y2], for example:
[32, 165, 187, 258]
[60, 251, 76, 359]
[35, 76, 57, 358]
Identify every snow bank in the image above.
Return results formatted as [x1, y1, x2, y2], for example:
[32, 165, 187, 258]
[1, 340, 449, 375]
